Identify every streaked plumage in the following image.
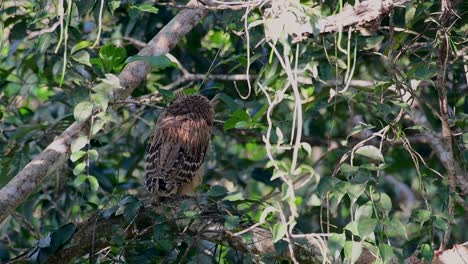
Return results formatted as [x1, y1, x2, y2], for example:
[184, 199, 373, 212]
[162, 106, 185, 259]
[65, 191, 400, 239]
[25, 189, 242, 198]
[145, 93, 215, 199]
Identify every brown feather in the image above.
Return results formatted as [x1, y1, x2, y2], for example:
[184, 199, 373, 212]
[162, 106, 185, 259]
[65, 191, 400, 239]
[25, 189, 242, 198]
[145, 94, 215, 199]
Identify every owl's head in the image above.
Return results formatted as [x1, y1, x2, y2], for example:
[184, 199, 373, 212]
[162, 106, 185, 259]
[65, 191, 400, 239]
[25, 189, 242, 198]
[166, 93, 216, 124]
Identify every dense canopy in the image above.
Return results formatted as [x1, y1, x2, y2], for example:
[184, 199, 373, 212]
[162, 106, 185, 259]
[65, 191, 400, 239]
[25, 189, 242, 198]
[0, 0, 467, 263]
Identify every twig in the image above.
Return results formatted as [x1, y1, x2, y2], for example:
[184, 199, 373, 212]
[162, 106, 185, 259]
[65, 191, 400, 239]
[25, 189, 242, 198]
[163, 73, 256, 91]
[278, 203, 299, 264]
[26, 21, 61, 40]
[291, 233, 332, 238]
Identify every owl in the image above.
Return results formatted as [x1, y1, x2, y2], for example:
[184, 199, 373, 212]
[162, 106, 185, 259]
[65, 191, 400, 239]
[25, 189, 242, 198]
[145, 93, 216, 200]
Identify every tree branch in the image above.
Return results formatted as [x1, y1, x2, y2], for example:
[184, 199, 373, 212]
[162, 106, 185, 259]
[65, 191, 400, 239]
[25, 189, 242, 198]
[436, 0, 458, 250]
[38, 201, 326, 264]
[0, 0, 209, 224]
[162, 73, 257, 90]
[317, 0, 410, 34]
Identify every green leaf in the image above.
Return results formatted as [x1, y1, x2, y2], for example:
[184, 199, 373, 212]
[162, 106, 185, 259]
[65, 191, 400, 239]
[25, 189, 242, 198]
[31, 223, 77, 263]
[224, 109, 250, 130]
[315, 176, 340, 198]
[412, 63, 437, 80]
[412, 209, 432, 224]
[75, 0, 94, 16]
[182, 88, 198, 95]
[91, 116, 107, 136]
[360, 163, 386, 171]
[91, 92, 109, 111]
[92, 74, 122, 95]
[184, 210, 198, 218]
[329, 233, 346, 259]
[123, 200, 141, 223]
[99, 44, 127, 72]
[74, 101, 93, 122]
[364, 36, 385, 50]
[344, 221, 359, 236]
[71, 135, 88, 152]
[344, 241, 362, 264]
[179, 199, 194, 212]
[272, 222, 286, 242]
[109, 0, 121, 13]
[355, 145, 384, 162]
[379, 244, 395, 264]
[340, 163, 359, 174]
[355, 203, 373, 221]
[405, 6, 416, 25]
[224, 216, 240, 230]
[101, 205, 119, 219]
[153, 221, 170, 240]
[87, 149, 98, 161]
[131, 3, 158, 14]
[87, 176, 99, 191]
[119, 195, 139, 205]
[71, 50, 91, 66]
[346, 183, 367, 203]
[216, 93, 239, 112]
[125, 55, 176, 69]
[301, 142, 312, 156]
[73, 162, 86, 175]
[383, 219, 407, 239]
[157, 239, 174, 252]
[421, 243, 433, 262]
[37, 234, 52, 248]
[49, 223, 76, 251]
[251, 104, 268, 122]
[433, 215, 448, 231]
[280, 183, 290, 201]
[372, 192, 392, 215]
[207, 185, 228, 199]
[275, 127, 284, 144]
[461, 131, 468, 144]
[235, 121, 250, 129]
[71, 40, 93, 55]
[73, 174, 87, 187]
[357, 218, 377, 239]
[70, 150, 86, 162]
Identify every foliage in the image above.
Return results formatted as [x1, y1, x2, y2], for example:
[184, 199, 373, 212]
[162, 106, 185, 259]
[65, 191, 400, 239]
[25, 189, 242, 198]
[0, 0, 467, 263]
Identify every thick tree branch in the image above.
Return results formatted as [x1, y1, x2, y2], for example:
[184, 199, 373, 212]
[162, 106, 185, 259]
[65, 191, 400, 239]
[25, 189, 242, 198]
[0, 0, 208, 224]
[317, 0, 410, 34]
[40, 201, 325, 264]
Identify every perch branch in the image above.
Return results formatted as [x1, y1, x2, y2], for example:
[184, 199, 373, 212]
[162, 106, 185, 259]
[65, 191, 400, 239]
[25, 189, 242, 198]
[38, 202, 325, 264]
